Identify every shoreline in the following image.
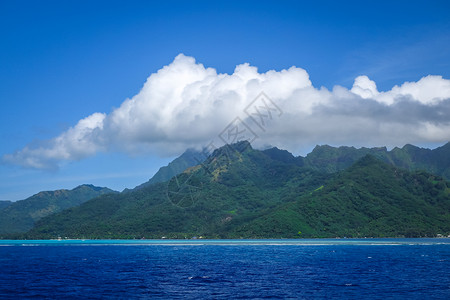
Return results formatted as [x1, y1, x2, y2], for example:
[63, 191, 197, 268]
[1, 237, 450, 246]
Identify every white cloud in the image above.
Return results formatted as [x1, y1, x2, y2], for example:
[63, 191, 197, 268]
[351, 75, 379, 99]
[3, 113, 105, 169]
[375, 75, 450, 105]
[3, 54, 450, 169]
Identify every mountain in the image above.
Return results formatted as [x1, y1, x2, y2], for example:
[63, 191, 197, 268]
[0, 184, 117, 236]
[233, 155, 450, 238]
[389, 142, 450, 179]
[263, 147, 303, 166]
[24, 142, 328, 239]
[301, 142, 450, 179]
[24, 142, 450, 239]
[0, 201, 12, 210]
[125, 148, 206, 192]
[302, 145, 387, 173]
[126, 141, 450, 193]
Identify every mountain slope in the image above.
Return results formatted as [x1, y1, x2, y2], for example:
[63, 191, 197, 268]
[0, 201, 12, 210]
[127, 148, 206, 191]
[24, 143, 450, 239]
[234, 155, 450, 238]
[0, 184, 116, 235]
[25, 142, 329, 239]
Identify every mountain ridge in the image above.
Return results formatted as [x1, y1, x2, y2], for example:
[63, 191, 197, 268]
[130, 141, 450, 195]
[0, 184, 117, 235]
[300, 142, 450, 178]
[235, 154, 450, 238]
[125, 148, 206, 192]
[22, 142, 450, 239]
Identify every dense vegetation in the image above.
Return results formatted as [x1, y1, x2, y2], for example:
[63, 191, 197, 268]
[234, 155, 450, 238]
[0, 185, 116, 236]
[22, 141, 450, 239]
[129, 141, 450, 193]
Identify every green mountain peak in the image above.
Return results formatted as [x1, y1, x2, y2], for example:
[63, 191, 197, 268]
[0, 185, 116, 236]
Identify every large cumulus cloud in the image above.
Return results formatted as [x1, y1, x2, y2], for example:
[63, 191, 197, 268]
[3, 54, 450, 169]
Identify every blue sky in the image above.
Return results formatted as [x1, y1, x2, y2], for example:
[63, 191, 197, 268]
[1, 0, 450, 200]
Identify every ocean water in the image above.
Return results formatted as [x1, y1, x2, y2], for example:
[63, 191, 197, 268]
[0, 239, 449, 299]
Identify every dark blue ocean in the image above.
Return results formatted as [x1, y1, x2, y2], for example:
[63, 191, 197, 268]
[0, 239, 449, 299]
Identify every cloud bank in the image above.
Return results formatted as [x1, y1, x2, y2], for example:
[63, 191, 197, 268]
[3, 54, 450, 169]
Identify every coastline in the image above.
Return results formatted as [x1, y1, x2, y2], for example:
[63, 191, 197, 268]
[1, 238, 450, 246]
